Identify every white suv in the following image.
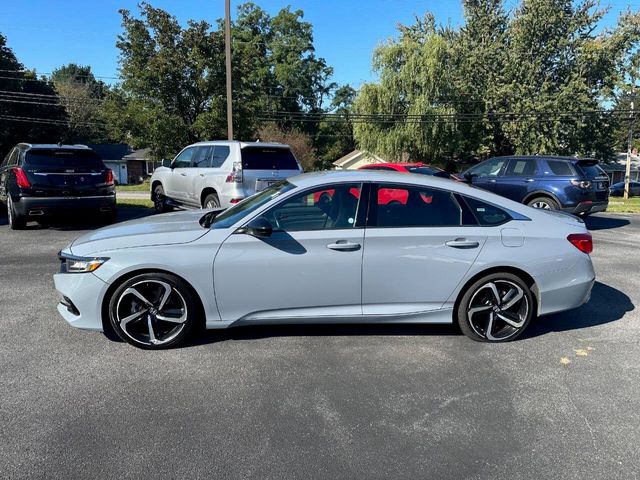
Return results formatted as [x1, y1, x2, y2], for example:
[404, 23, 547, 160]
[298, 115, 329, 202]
[150, 141, 303, 212]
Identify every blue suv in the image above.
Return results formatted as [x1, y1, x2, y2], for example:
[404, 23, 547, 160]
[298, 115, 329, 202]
[461, 156, 609, 215]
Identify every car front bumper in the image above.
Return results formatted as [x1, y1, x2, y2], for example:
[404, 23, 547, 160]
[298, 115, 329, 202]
[53, 272, 109, 331]
[15, 194, 116, 217]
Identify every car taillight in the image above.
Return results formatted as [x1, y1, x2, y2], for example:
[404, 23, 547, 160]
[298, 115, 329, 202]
[225, 161, 243, 183]
[13, 167, 31, 188]
[105, 169, 114, 186]
[567, 233, 593, 254]
[571, 180, 592, 189]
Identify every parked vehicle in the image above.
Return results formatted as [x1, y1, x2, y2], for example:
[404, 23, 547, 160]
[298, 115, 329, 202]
[0, 144, 116, 230]
[609, 181, 640, 197]
[149, 141, 303, 213]
[54, 170, 595, 349]
[359, 162, 452, 179]
[460, 156, 609, 215]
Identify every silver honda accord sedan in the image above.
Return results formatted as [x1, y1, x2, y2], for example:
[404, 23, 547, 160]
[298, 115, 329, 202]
[54, 170, 595, 349]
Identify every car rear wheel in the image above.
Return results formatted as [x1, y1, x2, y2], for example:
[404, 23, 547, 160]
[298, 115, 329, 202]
[108, 273, 198, 349]
[153, 185, 171, 213]
[456, 272, 534, 342]
[527, 196, 559, 210]
[7, 196, 26, 230]
[203, 193, 220, 209]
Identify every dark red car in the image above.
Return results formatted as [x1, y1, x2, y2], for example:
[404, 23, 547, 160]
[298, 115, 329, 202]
[358, 162, 453, 204]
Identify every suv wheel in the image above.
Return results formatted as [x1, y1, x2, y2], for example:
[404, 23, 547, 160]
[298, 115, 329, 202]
[153, 185, 171, 213]
[527, 196, 559, 210]
[203, 193, 220, 209]
[7, 196, 26, 230]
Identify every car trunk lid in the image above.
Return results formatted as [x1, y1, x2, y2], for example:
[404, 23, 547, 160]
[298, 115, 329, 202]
[24, 149, 111, 196]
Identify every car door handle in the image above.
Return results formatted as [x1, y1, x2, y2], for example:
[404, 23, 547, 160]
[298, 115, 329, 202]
[445, 238, 480, 249]
[180, 172, 187, 176]
[487, 179, 497, 183]
[525, 178, 535, 182]
[327, 241, 361, 252]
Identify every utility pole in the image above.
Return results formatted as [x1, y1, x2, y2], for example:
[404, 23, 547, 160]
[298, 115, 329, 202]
[224, 0, 233, 140]
[624, 93, 635, 200]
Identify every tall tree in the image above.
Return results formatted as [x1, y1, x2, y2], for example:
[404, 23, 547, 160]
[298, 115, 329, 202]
[0, 34, 66, 157]
[51, 64, 108, 143]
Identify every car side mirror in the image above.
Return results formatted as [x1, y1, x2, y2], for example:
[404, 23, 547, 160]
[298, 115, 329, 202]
[242, 217, 273, 238]
[162, 159, 172, 168]
[464, 172, 476, 183]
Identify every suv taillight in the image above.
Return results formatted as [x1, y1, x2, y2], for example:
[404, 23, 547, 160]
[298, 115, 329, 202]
[13, 167, 31, 188]
[571, 180, 592, 189]
[105, 169, 114, 186]
[567, 233, 593, 254]
[225, 161, 243, 183]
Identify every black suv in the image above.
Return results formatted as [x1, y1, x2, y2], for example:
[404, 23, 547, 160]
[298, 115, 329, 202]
[461, 155, 609, 215]
[0, 143, 116, 229]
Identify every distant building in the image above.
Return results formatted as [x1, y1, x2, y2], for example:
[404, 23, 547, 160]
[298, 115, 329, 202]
[88, 144, 158, 185]
[600, 153, 640, 184]
[333, 150, 390, 170]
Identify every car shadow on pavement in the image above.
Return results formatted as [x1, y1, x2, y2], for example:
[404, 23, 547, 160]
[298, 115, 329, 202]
[522, 281, 634, 339]
[0, 207, 153, 231]
[185, 323, 460, 347]
[585, 215, 630, 231]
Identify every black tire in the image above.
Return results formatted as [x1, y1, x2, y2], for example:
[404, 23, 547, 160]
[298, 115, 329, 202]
[153, 185, 171, 213]
[526, 196, 559, 210]
[203, 192, 220, 209]
[108, 272, 199, 349]
[456, 272, 534, 343]
[7, 196, 26, 230]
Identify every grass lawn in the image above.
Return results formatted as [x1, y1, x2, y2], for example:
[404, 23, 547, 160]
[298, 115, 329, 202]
[116, 182, 150, 192]
[606, 197, 640, 213]
[117, 198, 154, 209]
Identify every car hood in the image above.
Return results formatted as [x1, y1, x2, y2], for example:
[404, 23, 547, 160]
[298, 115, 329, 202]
[70, 210, 212, 256]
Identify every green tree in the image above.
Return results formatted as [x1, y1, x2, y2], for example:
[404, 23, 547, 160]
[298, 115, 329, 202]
[51, 64, 108, 143]
[0, 34, 66, 157]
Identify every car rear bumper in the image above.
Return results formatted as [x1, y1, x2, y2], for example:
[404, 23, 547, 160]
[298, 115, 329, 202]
[563, 200, 608, 215]
[14, 194, 116, 217]
[54, 272, 108, 331]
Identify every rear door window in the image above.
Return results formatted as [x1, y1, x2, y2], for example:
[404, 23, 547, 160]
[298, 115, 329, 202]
[192, 146, 213, 168]
[241, 147, 299, 170]
[504, 159, 537, 177]
[370, 184, 463, 227]
[24, 149, 104, 170]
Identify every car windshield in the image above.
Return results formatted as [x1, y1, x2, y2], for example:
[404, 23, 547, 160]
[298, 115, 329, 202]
[241, 147, 299, 170]
[203, 180, 296, 229]
[575, 161, 606, 179]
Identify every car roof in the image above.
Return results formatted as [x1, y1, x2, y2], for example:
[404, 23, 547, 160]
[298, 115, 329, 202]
[488, 155, 595, 163]
[18, 143, 91, 151]
[189, 140, 290, 149]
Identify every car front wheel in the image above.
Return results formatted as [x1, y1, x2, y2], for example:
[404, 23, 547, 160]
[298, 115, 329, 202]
[108, 273, 198, 349]
[456, 272, 534, 342]
[153, 185, 171, 213]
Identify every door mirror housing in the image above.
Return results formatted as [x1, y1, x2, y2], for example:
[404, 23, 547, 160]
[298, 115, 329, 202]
[242, 217, 273, 238]
[162, 159, 173, 168]
[463, 172, 477, 183]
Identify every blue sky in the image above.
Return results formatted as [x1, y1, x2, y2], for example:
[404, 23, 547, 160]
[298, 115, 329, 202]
[0, 0, 637, 89]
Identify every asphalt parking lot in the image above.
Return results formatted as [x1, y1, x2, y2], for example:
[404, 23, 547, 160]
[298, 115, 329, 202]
[0, 210, 638, 480]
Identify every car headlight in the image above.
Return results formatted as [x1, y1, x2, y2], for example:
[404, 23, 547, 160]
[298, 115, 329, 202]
[58, 252, 109, 273]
